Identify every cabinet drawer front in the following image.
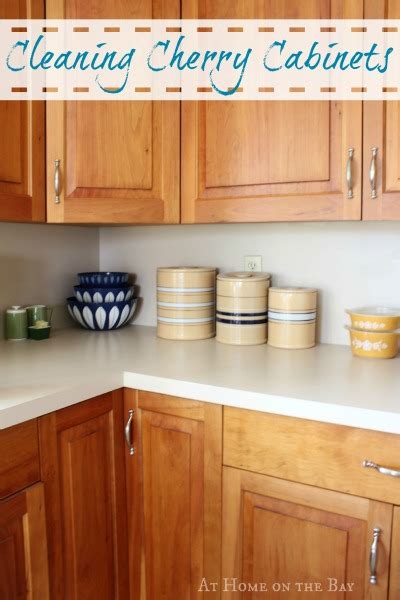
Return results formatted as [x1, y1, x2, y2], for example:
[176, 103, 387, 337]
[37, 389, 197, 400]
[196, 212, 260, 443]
[223, 407, 400, 504]
[0, 420, 40, 499]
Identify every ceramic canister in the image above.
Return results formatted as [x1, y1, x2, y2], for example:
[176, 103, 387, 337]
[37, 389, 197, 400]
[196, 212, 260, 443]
[5, 306, 28, 341]
[157, 267, 216, 340]
[268, 287, 318, 349]
[216, 272, 271, 345]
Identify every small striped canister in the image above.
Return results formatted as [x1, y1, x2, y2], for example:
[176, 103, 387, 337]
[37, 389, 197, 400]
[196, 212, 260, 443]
[157, 267, 216, 340]
[268, 287, 318, 349]
[216, 272, 271, 345]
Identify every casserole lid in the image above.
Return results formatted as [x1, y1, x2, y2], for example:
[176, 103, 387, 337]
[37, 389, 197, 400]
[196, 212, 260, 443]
[346, 306, 400, 317]
[269, 286, 317, 294]
[217, 271, 271, 282]
[157, 267, 216, 273]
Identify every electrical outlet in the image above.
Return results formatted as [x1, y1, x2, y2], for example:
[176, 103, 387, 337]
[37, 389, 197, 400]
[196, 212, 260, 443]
[244, 255, 262, 272]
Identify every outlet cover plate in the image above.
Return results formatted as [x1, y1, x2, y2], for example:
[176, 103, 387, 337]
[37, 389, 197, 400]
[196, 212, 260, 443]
[244, 255, 262, 272]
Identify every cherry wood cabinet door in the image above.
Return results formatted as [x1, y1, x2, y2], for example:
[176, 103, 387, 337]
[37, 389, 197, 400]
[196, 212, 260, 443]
[389, 506, 400, 599]
[0, 483, 50, 600]
[38, 390, 129, 600]
[0, 1, 45, 223]
[46, 0, 180, 224]
[182, 0, 362, 223]
[125, 390, 222, 600]
[0, 419, 40, 500]
[363, 0, 400, 220]
[222, 467, 392, 599]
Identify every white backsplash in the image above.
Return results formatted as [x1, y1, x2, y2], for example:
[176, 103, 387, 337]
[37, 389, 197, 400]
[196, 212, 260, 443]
[0, 223, 99, 337]
[100, 222, 400, 345]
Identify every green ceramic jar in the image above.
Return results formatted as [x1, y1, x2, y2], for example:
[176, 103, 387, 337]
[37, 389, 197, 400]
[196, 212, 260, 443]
[5, 306, 28, 341]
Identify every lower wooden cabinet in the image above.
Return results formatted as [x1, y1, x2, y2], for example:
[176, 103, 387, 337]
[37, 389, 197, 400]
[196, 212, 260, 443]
[38, 390, 129, 600]
[4, 391, 400, 600]
[222, 467, 392, 599]
[389, 508, 400, 599]
[124, 390, 222, 600]
[0, 419, 40, 501]
[0, 483, 49, 600]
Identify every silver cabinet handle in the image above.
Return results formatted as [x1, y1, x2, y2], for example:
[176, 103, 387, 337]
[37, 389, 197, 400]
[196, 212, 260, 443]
[54, 159, 61, 204]
[346, 148, 354, 199]
[369, 147, 378, 199]
[363, 460, 400, 478]
[124, 409, 135, 456]
[369, 528, 381, 585]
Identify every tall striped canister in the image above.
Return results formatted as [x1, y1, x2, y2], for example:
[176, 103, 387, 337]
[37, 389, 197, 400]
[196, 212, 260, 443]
[216, 272, 271, 345]
[157, 267, 216, 340]
[268, 287, 318, 349]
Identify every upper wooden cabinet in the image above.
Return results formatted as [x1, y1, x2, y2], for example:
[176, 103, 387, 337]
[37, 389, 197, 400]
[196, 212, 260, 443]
[182, 0, 363, 223]
[363, 0, 400, 220]
[0, 1, 45, 223]
[125, 390, 222, 600]
[5, 0, 400, 225]
[46, 0, 180, 224]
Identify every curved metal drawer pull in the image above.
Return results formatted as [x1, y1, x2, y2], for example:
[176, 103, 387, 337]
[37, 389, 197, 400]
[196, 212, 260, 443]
[369, 147, 378, 199]
[363, 460, 400, 478]
[54, 159, 61, 204]
[346, 148, 354, 199]
[124, 409, 135, 456]
[369, 528, 381, 585]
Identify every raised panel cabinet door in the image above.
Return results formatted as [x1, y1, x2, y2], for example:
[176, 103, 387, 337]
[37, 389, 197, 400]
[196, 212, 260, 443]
[124, 390, 222, 600]
[38, 390, 129, 600]
[182, 0, 363, 223]
[0, 419, 40, 500]
[46, 0, 180, 224]
[222, 467, 392, 600]
[0, 1, 45, 223]
[363, 0, 400, 220]
[0, 483, 50, 600]
[389, 506, 400, 599]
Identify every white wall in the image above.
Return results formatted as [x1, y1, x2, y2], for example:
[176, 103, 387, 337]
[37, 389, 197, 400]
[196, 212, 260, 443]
[100, 222, 400, 345]
[0, 223, 99, 337]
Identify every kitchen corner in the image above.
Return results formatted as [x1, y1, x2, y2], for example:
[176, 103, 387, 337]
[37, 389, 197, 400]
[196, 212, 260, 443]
[4, 1, 400, 596]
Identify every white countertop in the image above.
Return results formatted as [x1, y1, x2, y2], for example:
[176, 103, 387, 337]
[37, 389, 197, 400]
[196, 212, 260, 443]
[1, 325, 400, 433]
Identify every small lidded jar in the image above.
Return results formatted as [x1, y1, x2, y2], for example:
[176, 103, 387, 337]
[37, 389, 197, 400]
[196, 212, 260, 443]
[268, 287, 318, 349]
[216, 272, 271, 345]
[5, 306, 28, 341]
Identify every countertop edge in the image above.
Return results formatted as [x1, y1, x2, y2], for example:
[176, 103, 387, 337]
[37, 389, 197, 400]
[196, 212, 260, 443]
[2, 369, 400, 434]
[123, 372, 400, 435]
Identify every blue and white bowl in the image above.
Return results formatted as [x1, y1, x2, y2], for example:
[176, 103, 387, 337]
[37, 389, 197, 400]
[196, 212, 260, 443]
[74, 285, 134, 304]
[78, 272, 129, 287]
[67, 297, 137, 331]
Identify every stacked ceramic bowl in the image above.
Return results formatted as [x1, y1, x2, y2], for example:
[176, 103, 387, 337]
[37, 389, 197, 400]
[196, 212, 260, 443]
[67, 272, 137, 331]
[345, 307, 400, 359]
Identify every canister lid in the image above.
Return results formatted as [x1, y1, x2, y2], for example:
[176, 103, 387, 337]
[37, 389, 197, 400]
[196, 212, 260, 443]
[157, 266, 216, 273]
[7, 306, 26, 313]
[269, 286, 317, 294]
[217, 272, 271, 282]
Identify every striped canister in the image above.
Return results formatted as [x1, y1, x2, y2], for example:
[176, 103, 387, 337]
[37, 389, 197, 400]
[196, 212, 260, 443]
[157, 267, 216, 340]
[268, 287, 318, 349]
[216, 272, 271, 345]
